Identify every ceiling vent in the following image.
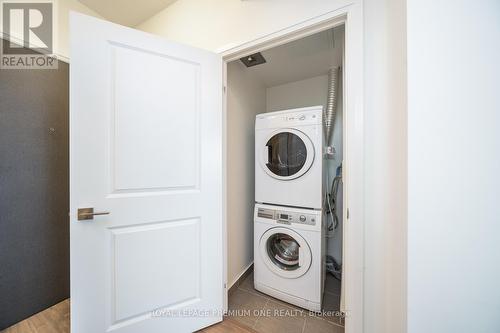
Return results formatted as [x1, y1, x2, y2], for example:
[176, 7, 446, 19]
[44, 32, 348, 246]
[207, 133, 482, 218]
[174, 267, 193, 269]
[240, 52, 266, 67]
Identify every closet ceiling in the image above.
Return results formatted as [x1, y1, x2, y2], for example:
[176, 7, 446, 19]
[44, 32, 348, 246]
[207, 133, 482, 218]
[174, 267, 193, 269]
[238, 26, 344, 87]
[78, 0, 177, 26]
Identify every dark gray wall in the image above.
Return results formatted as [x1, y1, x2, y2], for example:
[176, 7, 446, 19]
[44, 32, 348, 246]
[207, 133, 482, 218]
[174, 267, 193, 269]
[0, 60, 69, 329]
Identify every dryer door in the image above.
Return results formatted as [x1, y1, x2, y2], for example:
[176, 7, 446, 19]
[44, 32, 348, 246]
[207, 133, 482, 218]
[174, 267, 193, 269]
[259, 129, 315, 180]
[259, 227, 312, 279]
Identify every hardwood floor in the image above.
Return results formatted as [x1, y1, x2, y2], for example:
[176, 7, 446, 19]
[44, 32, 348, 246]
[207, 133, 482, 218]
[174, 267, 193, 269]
[1, 299, 69, 333]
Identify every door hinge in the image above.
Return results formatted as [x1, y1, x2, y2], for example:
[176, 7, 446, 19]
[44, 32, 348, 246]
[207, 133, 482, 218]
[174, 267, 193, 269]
[347, 208, 350, 220]
[223, 85, 227, 93]
[224, 283, 227, 289]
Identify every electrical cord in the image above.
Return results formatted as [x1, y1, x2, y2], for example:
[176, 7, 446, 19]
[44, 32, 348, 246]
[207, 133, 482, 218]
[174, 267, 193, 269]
[326, 164, 342, 233]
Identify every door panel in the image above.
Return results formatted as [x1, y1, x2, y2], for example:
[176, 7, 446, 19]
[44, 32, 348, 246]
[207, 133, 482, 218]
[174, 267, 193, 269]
[112, 218, 200, 322]
[111, 43, 200, 192]
[70, 13, 222, 333]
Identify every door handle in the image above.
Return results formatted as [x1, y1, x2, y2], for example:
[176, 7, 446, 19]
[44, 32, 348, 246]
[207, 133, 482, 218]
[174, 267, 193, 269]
[77, 207, 110, 221]
[298, 245, 304, 267]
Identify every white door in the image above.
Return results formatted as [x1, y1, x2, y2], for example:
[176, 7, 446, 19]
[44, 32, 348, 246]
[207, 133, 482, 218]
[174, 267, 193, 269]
[69, 13, 222, 333]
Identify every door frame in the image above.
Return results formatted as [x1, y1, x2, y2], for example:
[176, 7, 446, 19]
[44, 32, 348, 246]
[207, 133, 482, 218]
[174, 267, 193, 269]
[219, 3, 364, 333]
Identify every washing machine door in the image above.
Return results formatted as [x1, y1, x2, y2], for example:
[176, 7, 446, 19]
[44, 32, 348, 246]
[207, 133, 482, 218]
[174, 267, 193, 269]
[259, 129, 315, 180]
[259, 227, 312, 279]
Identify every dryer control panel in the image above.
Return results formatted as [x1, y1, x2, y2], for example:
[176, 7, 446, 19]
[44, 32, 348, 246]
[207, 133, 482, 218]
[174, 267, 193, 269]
[255, 106, 323, 130]
[257, 208, 317, 226]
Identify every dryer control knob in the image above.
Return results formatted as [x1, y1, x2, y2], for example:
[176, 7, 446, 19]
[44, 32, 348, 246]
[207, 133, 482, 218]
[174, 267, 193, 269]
[299, 115, 306, 120]
[299, 215, 306, 222]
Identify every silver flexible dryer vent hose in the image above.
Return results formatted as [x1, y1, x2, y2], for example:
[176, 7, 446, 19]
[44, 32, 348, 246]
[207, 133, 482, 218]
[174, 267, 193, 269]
[324, 67, 342, 232]
[324, 67, 340, 148]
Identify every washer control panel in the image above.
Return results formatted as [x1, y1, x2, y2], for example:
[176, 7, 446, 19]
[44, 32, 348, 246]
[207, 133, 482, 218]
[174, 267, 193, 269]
[257, 208, 317, 226]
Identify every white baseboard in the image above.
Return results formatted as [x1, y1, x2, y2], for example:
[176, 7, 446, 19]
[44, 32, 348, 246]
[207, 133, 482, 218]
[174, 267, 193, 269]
[228, 261, 254, 290]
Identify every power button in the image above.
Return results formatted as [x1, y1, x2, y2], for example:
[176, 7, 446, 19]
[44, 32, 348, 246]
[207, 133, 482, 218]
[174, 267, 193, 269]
[299, 215, 306, 222]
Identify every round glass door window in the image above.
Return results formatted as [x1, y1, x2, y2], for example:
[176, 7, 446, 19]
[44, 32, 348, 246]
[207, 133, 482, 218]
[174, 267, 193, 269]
[266, 132, 307, 177]
[266, 233, 300, 271]
[260, 227, 312, 279]
[260, 129, 315, 181]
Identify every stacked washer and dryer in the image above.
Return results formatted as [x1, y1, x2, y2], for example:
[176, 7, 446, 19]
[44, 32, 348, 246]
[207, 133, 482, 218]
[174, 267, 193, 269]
[254, 106, 326, 312]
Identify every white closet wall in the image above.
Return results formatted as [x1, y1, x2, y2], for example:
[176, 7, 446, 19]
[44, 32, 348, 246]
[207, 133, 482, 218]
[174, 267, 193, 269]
[266, 75, 329, 112]
[226, 62, 266, 287]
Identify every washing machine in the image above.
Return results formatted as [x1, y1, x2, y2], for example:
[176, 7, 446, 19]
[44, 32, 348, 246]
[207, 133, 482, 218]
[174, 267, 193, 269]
[255, 106, 324, 209]
[254, 203, 326, 312]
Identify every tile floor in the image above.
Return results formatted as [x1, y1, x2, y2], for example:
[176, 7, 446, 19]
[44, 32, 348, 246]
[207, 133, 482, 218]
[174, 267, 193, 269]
[224, 271, 344, 333]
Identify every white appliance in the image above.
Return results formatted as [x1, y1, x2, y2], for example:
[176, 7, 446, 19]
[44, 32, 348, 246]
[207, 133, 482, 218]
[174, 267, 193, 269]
[255, 106, 324, 209]
[254, 203, 326, 311]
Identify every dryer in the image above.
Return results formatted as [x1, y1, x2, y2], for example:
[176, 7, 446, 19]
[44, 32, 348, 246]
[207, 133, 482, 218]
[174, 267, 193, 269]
[255, 106, 324, 209]
[254, 203, 326, 312]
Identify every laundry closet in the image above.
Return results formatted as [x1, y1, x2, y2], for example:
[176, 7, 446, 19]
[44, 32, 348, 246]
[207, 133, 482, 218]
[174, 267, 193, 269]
[225, 25, 345, 313]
